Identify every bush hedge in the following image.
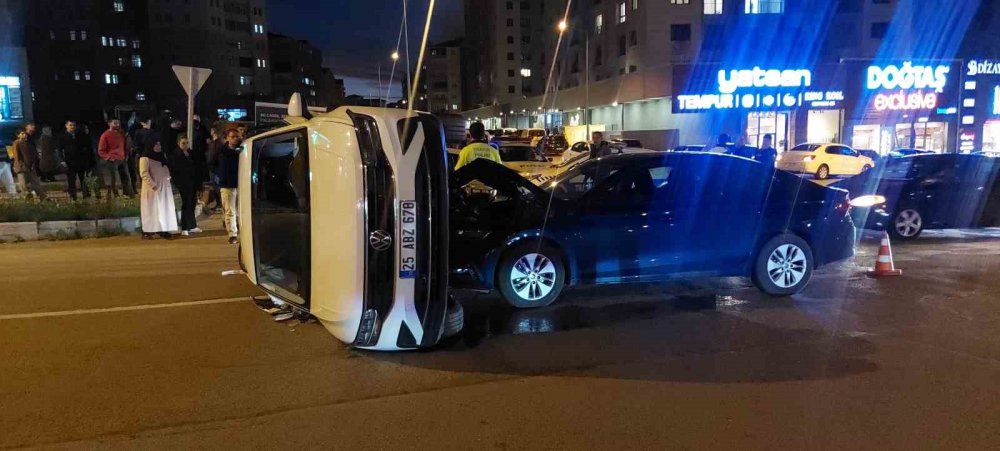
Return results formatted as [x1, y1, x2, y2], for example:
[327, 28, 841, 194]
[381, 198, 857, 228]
[0, 198, 141, 222]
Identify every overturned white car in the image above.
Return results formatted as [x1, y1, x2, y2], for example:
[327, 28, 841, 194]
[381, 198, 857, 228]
[237, 99, 460, 351]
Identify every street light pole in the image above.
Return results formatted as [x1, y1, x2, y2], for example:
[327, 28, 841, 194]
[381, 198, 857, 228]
[585, 32, 590, 140]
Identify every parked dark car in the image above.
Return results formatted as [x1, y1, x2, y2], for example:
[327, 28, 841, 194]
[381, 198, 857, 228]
[449, 153, 856, 308]
[889, 148, 934, 158]
[837, 154, 1000, 240]
[612, 139, 643, 148]
[856, 149, 881, 162]
[673, 145, 707, 152]
[540, 135, 569, 156]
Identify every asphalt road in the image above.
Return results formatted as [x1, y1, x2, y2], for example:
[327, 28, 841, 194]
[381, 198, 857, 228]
[3, 224, 1000, 450]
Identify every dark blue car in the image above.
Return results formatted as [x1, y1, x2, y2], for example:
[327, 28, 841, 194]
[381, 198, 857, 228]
[837, 154, 1000, 240]
[450, 153, 856, 308]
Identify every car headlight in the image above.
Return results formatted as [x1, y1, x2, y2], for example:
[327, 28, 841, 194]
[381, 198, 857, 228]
[803, 155, 815, 162]
[849, 195, 887, 208]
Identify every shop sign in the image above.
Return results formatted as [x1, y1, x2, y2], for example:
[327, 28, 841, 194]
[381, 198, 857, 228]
[866, 62, 951, 111]
[675, 66, 844, 112]
[0, 76, 20, 87]
[994, 86, 1000, 115]
[866, 63, 950, 93]
[967, 60, 1000, 77]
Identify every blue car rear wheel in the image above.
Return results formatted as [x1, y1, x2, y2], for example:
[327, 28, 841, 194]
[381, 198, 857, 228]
[753, 234, 814, 296]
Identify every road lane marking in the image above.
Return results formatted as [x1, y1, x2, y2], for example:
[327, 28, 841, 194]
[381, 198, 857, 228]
[0, 297, 249, 321]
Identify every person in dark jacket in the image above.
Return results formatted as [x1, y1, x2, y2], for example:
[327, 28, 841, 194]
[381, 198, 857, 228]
[37, 125, 61, 181]
[213, 128, 242, 244]
[58, 120, 95, 200]
[169, 134, 202, 235]
[755, 134, 778, 168]
[201, 127, 224, 213]
[191, 115, 210, 182]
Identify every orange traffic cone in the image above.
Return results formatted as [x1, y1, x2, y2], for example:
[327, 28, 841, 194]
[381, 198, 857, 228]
[867, 231, 902, 277]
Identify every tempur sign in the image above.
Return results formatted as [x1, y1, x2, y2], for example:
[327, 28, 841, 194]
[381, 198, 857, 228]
[677, 67, 843, 111]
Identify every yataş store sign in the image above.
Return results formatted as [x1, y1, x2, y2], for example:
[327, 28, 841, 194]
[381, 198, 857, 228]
[866, 62, 951, 111]
[676, 67, 844, 112]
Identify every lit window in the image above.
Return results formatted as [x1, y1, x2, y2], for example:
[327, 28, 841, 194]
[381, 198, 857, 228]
[81, 30, 87, 40]
[704, 0, 722, 14]
[310, 90, 317, 97]
[101, 36, 108, 46]
[70, 31, 77, 41]
[633, 0, 639, 9]
[136, 92, 146, 101]
[131, 55, 142, 68]
[745, 0, 784, 14]
[105, 73, 119, 85]
[520, 68, 532, 77]
[618, 2, 626, 23]
[240, 75, 253, 86]
[74, 71, 81, 81]
[49, 30, 55, 40]
[117, 38, 127, 47]
[595, 14, 603, 34]
[113, 0, 124, 12]
[132, 39, 141, 49]
[254, 24, 264, 34]
[84, 71, 91, 81]
[257, 58, 267, 68]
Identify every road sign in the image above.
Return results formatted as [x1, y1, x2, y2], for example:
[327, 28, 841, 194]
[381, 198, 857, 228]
[172, 66, 212, 142]
[172, 66, 212, 97]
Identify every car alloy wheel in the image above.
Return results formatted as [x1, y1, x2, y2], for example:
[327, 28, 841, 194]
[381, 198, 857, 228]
[816, 165, 830, 180]
[766, 244, 808, 288]
[894, 209, 923, 238]
[862, 165, 872, 172]
[510, 253, 557, 301]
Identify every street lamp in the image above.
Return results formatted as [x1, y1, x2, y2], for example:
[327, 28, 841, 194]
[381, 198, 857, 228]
[557, 19, 568, 32]
[391, 51, 400, 61]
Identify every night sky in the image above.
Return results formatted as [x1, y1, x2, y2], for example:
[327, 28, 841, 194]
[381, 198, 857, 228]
[267, 0, 464, 99]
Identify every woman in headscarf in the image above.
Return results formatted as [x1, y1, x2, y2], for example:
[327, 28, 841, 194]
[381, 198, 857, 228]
[138, 135, 178, 239]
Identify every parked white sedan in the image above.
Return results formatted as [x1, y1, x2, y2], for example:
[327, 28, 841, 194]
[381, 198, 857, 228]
[777, 143, 875, 179]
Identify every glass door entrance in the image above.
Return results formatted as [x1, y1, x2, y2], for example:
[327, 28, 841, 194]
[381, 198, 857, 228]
[747, 111, 788, 152]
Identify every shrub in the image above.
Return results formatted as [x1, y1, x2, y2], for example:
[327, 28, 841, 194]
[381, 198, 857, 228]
[0, 197, 141, 222]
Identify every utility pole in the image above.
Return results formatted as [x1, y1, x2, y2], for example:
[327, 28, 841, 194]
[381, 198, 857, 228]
[585, 33, 590, 139]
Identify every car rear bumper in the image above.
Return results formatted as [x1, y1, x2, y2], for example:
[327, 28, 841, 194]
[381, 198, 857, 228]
[777, 160, 820, 174]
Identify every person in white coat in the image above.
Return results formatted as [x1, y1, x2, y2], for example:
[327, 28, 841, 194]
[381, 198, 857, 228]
[139, 137, 178, 239]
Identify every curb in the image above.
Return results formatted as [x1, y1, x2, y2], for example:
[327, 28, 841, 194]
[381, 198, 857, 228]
[0, 216, 143, 242]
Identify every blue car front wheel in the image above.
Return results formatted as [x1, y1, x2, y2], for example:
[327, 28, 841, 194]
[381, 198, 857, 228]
[497, 241, 566, 308]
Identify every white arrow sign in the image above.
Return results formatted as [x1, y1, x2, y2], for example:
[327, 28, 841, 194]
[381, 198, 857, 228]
[172, 66, 213, 142]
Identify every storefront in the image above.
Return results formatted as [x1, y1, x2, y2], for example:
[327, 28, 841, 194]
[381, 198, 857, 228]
[846, 61, 962, 154]
[0, 76, 24, 122]
[958, 59, 1000, 153]
[671, 64, 847, 151]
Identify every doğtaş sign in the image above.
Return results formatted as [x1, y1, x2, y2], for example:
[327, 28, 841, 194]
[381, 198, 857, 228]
[864, 62, 952, 112]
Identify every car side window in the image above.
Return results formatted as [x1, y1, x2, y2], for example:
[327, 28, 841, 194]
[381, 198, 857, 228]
[825, 146, 840, 155]
[587, 166, 663, 211]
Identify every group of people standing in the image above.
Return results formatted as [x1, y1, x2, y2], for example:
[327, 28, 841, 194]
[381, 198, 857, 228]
[0, 115, 244, 244]
[132, 117, 242, 243]
[708, 132, 778, 167]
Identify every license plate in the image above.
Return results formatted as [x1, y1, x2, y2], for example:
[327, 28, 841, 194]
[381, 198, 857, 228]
[398, 200, 418, 279]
